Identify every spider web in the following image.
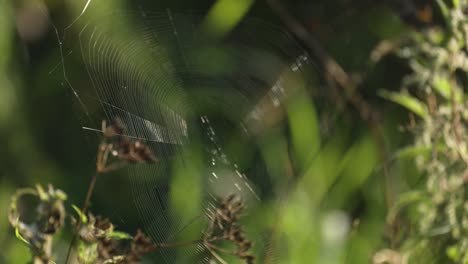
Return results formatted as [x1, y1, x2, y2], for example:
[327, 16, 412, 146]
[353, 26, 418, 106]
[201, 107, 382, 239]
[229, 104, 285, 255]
[55, 6, 325, 263]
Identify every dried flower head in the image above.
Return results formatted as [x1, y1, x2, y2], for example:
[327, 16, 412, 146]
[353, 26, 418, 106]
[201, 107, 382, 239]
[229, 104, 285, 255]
[8, 184, 67, 263]
[74, 209, 156, 264]
[203, 194, 255, 264]
[97, 118, 158, 173]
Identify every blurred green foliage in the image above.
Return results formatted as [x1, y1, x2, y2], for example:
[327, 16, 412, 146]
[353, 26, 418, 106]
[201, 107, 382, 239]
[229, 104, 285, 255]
[380, 1, 468, 263]
[1, 0, 466, 263]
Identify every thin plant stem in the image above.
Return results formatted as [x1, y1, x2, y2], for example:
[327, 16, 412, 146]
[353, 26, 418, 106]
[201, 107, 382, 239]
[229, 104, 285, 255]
[205, 245, 228, 264]
[64, 171, 99, 264]
[205, 242, 239, 256]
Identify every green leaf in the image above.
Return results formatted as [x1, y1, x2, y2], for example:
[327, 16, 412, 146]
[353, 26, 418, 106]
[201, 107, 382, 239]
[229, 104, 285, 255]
[300, 133, 348, 205]
[55, 189, 67, 201]
[106, 231, 132, 240]
[394, 144, 446, 160]
[71, 205, 88, 224]
[433, 75, 451, 99]
[378, 89, 428, 119]
[433, 75, 462, 102]
[436, 0, 449, 19]
[202, 0, 254, 38]
[387, 191, 425, 223]
[14, 226, 30, 246]
[170, 149, 203, 240]
[35, 184, 48, 201]
[332, 134, 378, 202]
[394, 145, 432, 159]
[446, 245, 460, 261]
[288, 92, 321, 170]
[366, 7, 408, 39]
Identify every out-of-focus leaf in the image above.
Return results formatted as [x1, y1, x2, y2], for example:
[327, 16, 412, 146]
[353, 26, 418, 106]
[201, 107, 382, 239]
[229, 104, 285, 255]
[318, 211, 349, 263]
[394, 144, 446, 160]
[14, 226, 30, 246]
[366, 8, 408, 39]
[387, 191, 425, 223]
[394, 145, 431, 159]
[433, 75, 462, 102]
[279, 189, 318, 263]
[434, 75, 451, 99]
[72, 204, 88, 224]
[106, 231, 132, 240]
[436, 0, 449, 19]
[55, 189, 67, 201]
[300, 133, 348, 205]
[287, 91, 320, 170]
[446, 245, 460, 261]
[331, 134, 378, 202]
[202, 0, 254, 38]
[35, 185, 47, 201]
[378, 89, 429, 119]
[169, 148, 203, 243]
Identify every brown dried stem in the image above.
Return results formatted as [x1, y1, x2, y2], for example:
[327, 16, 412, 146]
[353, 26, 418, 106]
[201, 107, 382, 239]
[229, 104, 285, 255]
[65, 118, 158, 263]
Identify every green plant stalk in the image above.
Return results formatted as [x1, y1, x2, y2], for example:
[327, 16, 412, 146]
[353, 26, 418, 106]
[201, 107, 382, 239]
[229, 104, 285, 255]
[64, 172, 98, 264]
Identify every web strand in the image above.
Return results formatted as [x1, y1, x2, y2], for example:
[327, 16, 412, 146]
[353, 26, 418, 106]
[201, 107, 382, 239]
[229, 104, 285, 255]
[55, 8, 319, 263]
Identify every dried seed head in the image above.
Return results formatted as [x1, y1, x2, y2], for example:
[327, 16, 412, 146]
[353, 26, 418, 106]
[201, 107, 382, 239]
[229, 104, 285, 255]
[97, 118, 158, 173]
[204, 194, 254, 264]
